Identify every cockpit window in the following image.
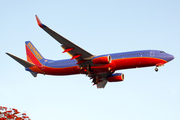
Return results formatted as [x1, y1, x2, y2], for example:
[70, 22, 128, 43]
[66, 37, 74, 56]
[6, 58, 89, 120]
[160, 51, 165, 53]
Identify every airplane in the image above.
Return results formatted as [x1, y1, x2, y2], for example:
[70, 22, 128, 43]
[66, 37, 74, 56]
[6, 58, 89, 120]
[6, 15, 174, 88]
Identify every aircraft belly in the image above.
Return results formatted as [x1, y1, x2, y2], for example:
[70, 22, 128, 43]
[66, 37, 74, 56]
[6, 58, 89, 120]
[36, 66, 81, 75]
[115, 57, 167, 70]
[86, 61, 116, 74]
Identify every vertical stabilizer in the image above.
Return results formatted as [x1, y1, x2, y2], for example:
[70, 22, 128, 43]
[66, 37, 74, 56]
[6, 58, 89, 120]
[25, 41, 45, 65]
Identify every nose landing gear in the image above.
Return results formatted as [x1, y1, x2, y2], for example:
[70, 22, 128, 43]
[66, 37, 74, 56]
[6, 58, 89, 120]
[155, 67, 158, 72]
[155, 63, 165, 72]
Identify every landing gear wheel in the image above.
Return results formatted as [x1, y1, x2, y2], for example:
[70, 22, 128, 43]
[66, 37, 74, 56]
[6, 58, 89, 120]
[155, 67, 158, 72]
[92, 78, 97, 84]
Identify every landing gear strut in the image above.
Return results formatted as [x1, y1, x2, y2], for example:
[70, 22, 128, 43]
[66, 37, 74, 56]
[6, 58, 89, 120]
[84, 64, 93, 75]
[92, 78, 97, 84]
[155, 67, 158, 72]
[87, 64, 93, 73]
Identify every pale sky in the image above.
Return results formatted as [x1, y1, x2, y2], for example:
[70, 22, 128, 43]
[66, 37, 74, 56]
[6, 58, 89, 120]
[1, 0, 180, 120]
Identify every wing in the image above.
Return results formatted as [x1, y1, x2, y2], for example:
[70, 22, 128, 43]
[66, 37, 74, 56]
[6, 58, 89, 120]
[97, 79, 108, 88]
[89, 72, 113, 88]
[35, 15, 94, 64]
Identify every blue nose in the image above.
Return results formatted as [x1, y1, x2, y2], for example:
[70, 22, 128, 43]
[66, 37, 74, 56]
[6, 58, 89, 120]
[166, 54, 174, 62]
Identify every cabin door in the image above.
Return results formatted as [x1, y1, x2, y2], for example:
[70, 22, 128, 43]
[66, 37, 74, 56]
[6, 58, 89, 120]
[150, 50, 155, 57]
[41, 60, 45, 70]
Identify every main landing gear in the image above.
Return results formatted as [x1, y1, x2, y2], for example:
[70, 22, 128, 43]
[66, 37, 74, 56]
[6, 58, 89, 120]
[92, 78, 98, 85]
[87, 64, 93, 74]
[155, 67, 158, 72]
[83, 64, 93, 75]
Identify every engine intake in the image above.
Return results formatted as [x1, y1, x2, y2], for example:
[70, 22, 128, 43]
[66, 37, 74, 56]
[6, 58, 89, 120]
[107, 73, 124, 82]
[92, 55, 112, 64]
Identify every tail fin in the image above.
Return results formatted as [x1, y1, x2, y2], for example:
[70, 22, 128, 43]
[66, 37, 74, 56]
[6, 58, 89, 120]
[25, 41, 45, 65]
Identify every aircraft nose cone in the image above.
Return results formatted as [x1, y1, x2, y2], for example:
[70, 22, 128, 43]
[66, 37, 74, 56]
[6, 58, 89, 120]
[166, 54, 174, 62]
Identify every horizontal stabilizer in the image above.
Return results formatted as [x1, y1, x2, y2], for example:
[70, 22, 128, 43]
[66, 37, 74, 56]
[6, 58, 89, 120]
[30, 71, 37, 77]
[6, 53, 35, 68]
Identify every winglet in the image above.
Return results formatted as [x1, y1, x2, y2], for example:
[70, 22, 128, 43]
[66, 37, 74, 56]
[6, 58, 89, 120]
[35, 15, 46, 28]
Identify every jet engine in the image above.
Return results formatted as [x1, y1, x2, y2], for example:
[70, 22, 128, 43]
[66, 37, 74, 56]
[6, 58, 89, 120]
[92, 55, 112, 64]
[107, 73, 124, 82]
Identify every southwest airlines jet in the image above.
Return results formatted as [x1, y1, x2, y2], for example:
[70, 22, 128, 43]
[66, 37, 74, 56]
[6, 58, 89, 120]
[6, 15, 174, 88]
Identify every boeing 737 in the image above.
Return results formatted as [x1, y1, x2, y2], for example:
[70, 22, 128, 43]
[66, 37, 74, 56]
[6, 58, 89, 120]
[6, 15, 174, 88]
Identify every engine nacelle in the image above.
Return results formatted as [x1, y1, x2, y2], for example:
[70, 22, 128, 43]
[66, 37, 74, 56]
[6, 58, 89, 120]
[92, 55, 112, 64]
[107, 73, 124, 82]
